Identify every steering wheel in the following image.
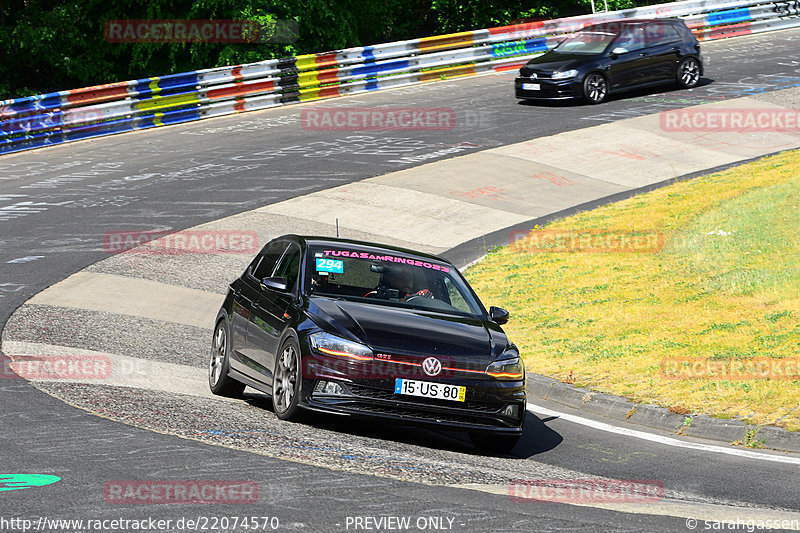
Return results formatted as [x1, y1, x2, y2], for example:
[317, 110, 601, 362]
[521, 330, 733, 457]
[405, 289, 435, 302]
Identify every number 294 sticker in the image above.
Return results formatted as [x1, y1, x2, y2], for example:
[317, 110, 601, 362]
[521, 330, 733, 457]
[316, 258, 343, 273]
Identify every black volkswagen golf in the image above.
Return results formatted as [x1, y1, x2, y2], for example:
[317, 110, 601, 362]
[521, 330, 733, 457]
[515, 19, 703, 104]
[209, 235, 526, 452]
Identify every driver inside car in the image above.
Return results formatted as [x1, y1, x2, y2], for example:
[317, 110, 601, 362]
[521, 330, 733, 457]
[386, 266, 434, 301]
[366, 265, 434, 301]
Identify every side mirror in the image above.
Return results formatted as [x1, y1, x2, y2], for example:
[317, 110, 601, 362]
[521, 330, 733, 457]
[489, 306, 510, 325]
[261, 276, 288, 292]
[610, 46, 629, 57]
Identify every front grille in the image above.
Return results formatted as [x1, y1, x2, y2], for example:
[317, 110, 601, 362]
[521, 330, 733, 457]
[520, 68, 551, 79]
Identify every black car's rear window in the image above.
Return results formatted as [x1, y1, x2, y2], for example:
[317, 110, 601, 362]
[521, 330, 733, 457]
[306, 246, 484, 317]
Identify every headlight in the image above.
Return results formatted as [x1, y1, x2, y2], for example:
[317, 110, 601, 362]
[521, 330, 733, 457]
[309, 332, 373, 361]
[551, 69, 578, 80]
[486, 356, 525, 380]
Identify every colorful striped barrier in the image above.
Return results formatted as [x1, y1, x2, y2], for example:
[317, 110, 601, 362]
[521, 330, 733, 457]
[1, 0, 799, 155]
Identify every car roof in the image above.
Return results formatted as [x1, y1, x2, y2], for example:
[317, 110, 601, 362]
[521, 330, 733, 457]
[583, 19, 682, 29]
[285, 235, 454, 265]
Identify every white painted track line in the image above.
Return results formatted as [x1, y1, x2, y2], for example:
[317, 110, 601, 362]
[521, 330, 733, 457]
[528, 402, 800, 466]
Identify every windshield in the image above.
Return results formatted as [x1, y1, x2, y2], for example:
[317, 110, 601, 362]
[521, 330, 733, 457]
[553, 30, 616, 54]
[306, 246, 484, 317]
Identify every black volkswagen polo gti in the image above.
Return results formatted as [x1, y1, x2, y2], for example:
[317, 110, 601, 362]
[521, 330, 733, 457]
[209, 235, 526, 452]
[515, 19, 703, 104]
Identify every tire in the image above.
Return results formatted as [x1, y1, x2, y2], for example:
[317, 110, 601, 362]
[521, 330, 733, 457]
[209, 319, 245, 398]
[469, 432, 520, 454]
[272, 336, 303, 421]
[677, 57, 701, 89]
[582, 72, 608, 104]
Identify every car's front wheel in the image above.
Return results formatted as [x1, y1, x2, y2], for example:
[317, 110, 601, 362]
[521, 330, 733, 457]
[677, 57, 701, 88]
[469, 432, 520, 454]
[272, 337, 303, 420]
[582, 72, 608, 104]
[209, 320, 245, 398]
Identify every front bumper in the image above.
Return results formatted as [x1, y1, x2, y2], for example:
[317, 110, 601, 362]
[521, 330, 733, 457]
[515, 76, 582, 100]
[299, 347, 526, 434]
[304, 379, 526, 434]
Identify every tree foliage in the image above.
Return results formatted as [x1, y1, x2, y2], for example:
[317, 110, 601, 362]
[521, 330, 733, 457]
[1, 0, 667, 100]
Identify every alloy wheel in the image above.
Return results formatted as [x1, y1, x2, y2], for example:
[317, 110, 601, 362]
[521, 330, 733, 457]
[679, 58, 700, 88]
[274, 344, 298, 413]
[584, 73, 607, 104]
[209, 324, 226, 387]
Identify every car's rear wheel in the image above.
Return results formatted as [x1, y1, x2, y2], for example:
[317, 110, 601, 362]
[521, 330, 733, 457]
[582, 73, 608, 104]
[272, 337, 302, 420]
[469, 432, 520, 454]
[209, 320, 245, 398]
[677, 57, 701, 88]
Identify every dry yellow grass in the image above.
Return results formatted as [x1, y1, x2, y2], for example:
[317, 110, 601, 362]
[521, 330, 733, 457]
[466, 149, 800, 431]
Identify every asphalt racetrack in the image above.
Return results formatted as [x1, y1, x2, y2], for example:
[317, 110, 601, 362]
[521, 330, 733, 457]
[1, 29, 800, 532]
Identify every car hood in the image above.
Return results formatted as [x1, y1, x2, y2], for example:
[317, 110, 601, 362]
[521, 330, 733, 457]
[521, 51, 591, 74]
[307, 297, 509, 365]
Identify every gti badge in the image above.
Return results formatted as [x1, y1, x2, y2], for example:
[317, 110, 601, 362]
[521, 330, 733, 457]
[422, 357, 442, 377]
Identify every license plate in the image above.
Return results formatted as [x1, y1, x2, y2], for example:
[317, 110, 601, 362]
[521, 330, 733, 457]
[394, 379, 465, 402]
[522, 83, 540, 91]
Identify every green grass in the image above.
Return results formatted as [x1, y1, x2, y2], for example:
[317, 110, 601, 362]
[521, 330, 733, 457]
[466, 149, 800, 431]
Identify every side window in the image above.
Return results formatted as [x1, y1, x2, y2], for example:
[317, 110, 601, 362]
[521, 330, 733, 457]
[616, 26, 645, 52]
[274, 244, 301, 292]
[251, 241, 289, 281]
[647, 24, 681, 47]
[443, 277, 471, 314]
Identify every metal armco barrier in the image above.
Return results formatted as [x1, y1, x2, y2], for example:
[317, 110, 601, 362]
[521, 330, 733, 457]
[2, 0, 799, 155]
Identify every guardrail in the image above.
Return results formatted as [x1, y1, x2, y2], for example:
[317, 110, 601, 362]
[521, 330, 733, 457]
[2, 0, 799, 155]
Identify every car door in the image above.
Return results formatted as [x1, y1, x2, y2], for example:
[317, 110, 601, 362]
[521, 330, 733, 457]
[607, 26, 649, 89]
[230, 263, 256, 363]
[231, 240, 289, 377]
[246, 241, 301, 381]
[644, 23, 684, 83]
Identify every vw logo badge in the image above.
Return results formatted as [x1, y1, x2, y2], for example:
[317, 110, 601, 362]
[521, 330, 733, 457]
[422, 357, 442, 377]
[530, 72, 538, 78]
